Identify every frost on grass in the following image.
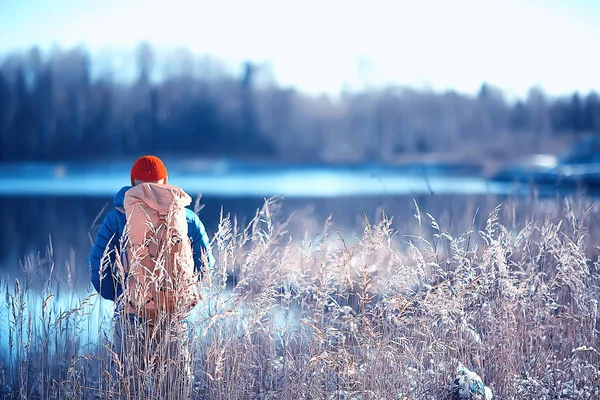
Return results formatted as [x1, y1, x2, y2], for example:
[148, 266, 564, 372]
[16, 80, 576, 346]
[0, 196, 599, 399]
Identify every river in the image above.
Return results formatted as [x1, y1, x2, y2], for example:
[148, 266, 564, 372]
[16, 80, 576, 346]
[0, 158, 597, 274]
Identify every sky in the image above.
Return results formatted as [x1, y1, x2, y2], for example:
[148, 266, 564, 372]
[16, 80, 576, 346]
[0, 0, 599, 98]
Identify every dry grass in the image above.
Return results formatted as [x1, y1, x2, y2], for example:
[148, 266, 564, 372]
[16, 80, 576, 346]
[0, 196, 599, 399]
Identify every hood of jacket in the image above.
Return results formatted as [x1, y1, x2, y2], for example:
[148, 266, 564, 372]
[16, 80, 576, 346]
[123, 183, 191, 215]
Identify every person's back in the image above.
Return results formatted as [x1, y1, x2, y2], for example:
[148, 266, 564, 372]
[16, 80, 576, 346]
[123, 181, 201, 321]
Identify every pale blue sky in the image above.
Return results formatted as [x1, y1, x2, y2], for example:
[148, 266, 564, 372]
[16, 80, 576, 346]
[1, 0, 599, 98]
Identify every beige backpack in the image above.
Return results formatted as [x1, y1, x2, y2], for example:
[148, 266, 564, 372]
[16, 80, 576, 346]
[122, 183, 200, 320]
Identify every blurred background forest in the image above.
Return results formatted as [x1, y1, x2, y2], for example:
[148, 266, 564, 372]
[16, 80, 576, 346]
[1, 45, 598, 165]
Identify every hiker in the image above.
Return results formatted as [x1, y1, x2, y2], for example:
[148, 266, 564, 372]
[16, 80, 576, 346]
[89, 154, 214, 307]
[87, 155, 214, 394]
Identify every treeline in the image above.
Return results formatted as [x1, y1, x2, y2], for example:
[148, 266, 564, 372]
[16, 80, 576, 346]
[0, 45, 599, 163]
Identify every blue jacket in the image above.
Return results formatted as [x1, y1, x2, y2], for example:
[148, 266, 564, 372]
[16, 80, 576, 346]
[88, 186, 215, 301]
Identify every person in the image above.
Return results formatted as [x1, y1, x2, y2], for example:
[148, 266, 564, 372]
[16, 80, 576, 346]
[88, 155, 214, 395]
[89, 155, 214, 302]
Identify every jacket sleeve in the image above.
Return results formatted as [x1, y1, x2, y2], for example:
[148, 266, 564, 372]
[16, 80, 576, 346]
[88, 212, 121, 301]
[188, 212, 215, 277]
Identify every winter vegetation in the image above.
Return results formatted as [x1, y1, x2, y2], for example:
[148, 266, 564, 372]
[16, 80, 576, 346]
[0, 195, 599, 399]
[0, 45, 599, 164]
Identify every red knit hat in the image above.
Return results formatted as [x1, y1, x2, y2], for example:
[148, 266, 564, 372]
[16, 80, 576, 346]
[130, 155, 168, 186]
